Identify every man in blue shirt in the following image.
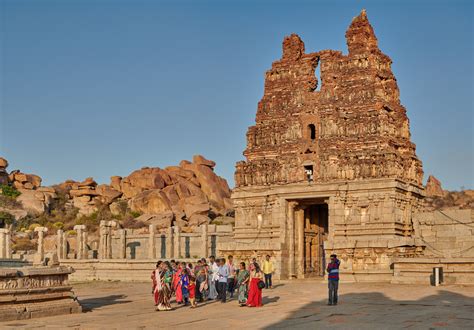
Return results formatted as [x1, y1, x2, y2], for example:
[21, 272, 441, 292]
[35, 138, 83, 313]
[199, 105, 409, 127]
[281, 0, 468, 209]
[217, 258, 229, 303]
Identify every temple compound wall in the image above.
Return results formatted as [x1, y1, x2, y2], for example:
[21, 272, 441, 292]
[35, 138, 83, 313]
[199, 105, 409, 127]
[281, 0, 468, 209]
[219, 10, 459, 282]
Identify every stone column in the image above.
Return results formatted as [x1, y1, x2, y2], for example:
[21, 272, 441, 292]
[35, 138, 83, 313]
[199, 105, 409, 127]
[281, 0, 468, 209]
[0, 229, 6, 258]
[148, 225, 156, 259]
[57, 229, 64, 259]
[62, 231, 68, 260]
[296, 208, 305, 278]
[201, 224, 208, 258]
[5, 229, 11, 259]
[82, 230, 88, 259]
[173, 226, 181, 258]
[119, 229, 127, 259]
[287, 201, 296, 278]
[34, 226, 48, 263]
[166, 227, 174, 259]
[74, 225, 86, 259]
[99, 220, 116, 259]
[99, 221, 107, 259]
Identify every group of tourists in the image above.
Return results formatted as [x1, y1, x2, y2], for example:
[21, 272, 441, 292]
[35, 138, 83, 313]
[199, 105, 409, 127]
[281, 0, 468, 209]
[151, 255, 275, 311]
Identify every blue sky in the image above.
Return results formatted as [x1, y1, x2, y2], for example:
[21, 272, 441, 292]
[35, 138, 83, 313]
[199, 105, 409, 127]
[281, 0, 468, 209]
[1, 0, 472, 190]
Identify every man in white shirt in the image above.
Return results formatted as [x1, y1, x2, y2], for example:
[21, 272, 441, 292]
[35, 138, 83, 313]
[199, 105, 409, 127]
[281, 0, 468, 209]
[208, 255, 219, 300]
[227, 255, 236, 298]
[217, 258, 229, 303]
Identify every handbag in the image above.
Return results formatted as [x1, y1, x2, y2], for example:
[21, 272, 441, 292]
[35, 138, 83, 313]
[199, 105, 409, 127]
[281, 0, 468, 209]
[257, 280, 265, 289]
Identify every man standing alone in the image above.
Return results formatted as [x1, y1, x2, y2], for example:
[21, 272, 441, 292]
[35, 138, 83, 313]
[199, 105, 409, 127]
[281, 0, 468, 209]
[217, 258, 229, 303]
[262, 255, 274, 289]
[327, 254, 340, 305]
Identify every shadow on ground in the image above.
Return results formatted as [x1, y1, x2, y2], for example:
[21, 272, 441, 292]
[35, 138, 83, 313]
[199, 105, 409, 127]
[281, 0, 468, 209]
[80, 294, 132, 312]
[264, 289, 474, 329]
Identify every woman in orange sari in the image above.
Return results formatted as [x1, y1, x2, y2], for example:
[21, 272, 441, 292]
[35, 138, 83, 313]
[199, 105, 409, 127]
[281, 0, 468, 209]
[173, 262, 183, 304]
[246, 262, 263, 307]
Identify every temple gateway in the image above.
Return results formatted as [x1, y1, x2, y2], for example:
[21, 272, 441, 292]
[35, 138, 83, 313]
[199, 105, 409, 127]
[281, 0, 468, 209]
[219, 10, 427, 281]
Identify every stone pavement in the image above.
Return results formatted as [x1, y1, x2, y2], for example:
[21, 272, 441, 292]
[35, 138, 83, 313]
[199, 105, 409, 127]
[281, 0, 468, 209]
[1, 280, 473, 329]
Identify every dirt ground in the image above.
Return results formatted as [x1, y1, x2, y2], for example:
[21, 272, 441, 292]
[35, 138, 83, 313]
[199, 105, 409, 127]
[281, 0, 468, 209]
[1, 280, 473, 329]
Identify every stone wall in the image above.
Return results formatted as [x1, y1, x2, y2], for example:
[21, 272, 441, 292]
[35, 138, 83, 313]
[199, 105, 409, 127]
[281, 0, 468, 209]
[0, 266, 81, 321]
[414, 209, 474, 257]
[392, 258, 474, 285]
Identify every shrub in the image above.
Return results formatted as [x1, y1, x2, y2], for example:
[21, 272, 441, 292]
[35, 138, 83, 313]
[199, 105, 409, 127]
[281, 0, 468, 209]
[0, 194, 22, 209]
[130, 211, 141, 218]
[67, 230, 77, 236]
[12, 237, 37, 251]
[53, 221, 64, 230]
[121, 217, 146, 229]
[28, 223, 41, 231]
[0, 211, 15, 227]
[0, 185, 21, 198]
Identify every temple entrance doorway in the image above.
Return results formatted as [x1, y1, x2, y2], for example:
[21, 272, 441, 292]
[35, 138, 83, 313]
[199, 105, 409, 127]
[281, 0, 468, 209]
[303, 203, 328, 277]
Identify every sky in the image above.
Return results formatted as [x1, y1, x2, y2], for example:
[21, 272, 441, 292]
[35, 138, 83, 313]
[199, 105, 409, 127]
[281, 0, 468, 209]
[0, 0, 473, 190]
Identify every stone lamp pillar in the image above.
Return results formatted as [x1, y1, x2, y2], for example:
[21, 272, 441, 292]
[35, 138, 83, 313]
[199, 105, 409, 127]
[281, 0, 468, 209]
[73, 225, 88, 259]
[0, 228, 12, 259]
[34, 226, 48, 264]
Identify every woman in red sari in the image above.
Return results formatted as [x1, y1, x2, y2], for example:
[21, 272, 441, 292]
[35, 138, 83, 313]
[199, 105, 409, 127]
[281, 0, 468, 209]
[173, 262, 183, 304]
[246, 262, 263, 307]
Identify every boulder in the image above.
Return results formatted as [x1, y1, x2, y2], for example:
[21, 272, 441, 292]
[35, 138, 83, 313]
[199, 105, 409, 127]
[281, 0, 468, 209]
[16, 189, 52, 215]
[110, 176, 122, 191]
[70, 188, 100, 197]
[109, 200, 126, 216]
[137, 211, 174, 229]
[188, 214, 211, 226]
[129, 189, 172, 214]
[182, 196, 210, 219]
[0, 157, 8, 169]
[78, 177, 97, 187]
[193, 154, 216, 168]
[37, 186, 56, 193]
[120, 168, 171, 198]
[96, 184, 122, 204]
[181, 163, 231, 214]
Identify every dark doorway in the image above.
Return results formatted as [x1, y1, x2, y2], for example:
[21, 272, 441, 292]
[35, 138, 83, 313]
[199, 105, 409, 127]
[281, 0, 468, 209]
[304, 204, 328, 276]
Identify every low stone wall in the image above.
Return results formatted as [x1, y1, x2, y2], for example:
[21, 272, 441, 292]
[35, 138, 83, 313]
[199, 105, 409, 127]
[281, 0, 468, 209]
[62, 259, 198, 282]
[0, 266, 82, 321]
[392, 258, 474, 285]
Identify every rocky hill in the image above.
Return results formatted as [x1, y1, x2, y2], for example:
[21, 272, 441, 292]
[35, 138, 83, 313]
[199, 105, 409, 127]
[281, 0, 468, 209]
[424, 175, 474, 211]
[0, 155, 233, 232]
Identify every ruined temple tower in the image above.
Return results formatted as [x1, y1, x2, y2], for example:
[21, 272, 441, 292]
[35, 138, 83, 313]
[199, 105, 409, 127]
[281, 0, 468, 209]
[219, 10, 425, 281]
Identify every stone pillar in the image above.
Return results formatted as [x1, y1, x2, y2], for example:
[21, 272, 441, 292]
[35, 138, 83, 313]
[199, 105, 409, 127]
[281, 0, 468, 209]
[296, 208, 305, 278]
[57, 229, 64, 259]
[99, 221, 116, 259]
[34, 226, 48, 263]
[201, 224, 208, 258]
[287, 202, 296, 278]
[74, 225, 86, 259]
[5, 229, 11, 259]
[62, 231, 68, 260]
[173, 226, 181, 258]
[148, 225, 156, 259]
[82, 230, 88, 259]
[166, 226, 174, 259]
[0, 229, 7, 258]
[119, 229, 127, 259]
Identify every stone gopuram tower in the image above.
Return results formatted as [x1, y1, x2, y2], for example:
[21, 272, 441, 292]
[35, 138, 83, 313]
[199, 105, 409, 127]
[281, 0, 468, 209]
[219, 10, 425, 281]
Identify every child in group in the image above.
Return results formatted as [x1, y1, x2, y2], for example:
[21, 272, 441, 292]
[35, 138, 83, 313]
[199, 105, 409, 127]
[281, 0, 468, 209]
[188, 276, 197, 308]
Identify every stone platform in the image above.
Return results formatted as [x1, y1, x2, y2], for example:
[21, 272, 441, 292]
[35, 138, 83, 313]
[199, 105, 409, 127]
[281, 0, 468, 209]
[0, 266, 82, 321]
